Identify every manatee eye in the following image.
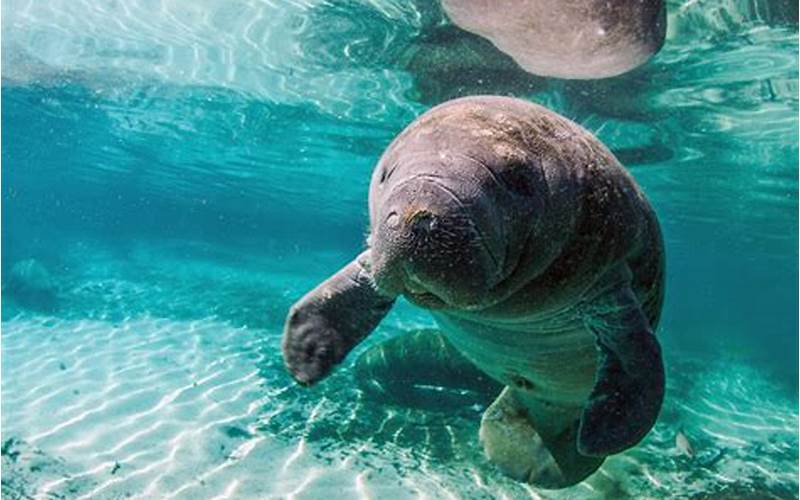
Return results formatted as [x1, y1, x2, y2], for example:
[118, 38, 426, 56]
[380, 163, 398, 184]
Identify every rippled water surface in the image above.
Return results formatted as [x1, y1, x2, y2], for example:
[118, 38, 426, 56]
[2, 0, 798, 498]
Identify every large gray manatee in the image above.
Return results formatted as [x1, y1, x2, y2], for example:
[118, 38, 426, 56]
[282, 96, 665, 488]
[440, 0, 667, 79]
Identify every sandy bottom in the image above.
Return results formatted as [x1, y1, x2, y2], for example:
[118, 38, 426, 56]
[2, 239, 797, 499]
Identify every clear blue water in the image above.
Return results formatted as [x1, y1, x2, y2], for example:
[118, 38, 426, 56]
[2, 1, 798, 498]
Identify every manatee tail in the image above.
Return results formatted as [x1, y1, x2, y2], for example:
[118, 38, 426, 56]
[480, 388, 605, 489]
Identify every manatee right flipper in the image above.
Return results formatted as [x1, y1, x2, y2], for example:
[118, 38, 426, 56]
[577, 264, 665, 457]
[282, 250, 396, 385]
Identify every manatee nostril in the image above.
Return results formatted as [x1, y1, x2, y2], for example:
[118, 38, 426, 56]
[408, 210, 437, 233]
[385, 211, 400, 229]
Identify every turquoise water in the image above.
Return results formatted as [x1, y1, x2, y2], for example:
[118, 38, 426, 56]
[2, 0, 798, 498]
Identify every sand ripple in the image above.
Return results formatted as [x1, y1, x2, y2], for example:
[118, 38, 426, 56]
[2, 307, 797, 499]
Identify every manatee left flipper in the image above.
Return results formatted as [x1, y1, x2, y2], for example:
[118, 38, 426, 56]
[282, 250, 397, 386]
[578, 264, 665, 457]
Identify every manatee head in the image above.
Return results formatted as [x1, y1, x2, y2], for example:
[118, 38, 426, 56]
[365, 97, 587, 311]
[366, 138, 546, 311]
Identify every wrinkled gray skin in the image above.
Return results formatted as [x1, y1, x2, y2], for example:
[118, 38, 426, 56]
[441, 0, 667, 79]
[283, 96, 665, 488]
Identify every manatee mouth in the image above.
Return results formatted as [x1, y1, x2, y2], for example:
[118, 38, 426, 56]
[403, 273, 449, 309]
[402, 256, 526, 311]
[372, 240, 517, 311]
[406, 290, 448, 309]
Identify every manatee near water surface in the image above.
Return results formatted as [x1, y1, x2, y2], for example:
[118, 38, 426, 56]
[440, 0, 667, 79]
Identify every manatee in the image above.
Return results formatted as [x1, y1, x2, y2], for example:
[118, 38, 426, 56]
[282, 96, 665, 488]
[440, 0, 667, 79]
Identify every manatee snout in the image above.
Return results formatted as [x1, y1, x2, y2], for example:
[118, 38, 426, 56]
[370, 179, 501, 310]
